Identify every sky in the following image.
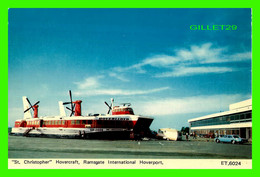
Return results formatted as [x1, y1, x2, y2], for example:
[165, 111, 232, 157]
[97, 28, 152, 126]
[8, 8, 252, 130]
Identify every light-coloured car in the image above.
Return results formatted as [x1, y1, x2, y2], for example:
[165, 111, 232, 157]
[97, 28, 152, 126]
[214, 135, 247, 144]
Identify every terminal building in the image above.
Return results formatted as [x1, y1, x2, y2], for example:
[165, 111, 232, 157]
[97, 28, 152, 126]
[188, 99, 252, 141]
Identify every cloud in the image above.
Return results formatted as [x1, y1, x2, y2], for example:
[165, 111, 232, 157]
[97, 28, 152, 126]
[74, 76, 169, 96]
[142, 55, 179, 67]
[134, 94, 246, 116]
[111, 43, 251, 78]
[74, 76, 103, 89]
[108, 72, 130, 82]
[74, 87, 169, 96]
[155, 66, 234, 77]
[228, 52, 252, 62]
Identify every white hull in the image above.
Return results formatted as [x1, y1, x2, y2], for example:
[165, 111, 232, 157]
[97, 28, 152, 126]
[11, 127, 133, 138]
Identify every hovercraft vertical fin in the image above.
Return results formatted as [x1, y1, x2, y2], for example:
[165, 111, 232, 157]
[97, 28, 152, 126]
[59, 101, 66, 117]
[23, 96, 32, 119]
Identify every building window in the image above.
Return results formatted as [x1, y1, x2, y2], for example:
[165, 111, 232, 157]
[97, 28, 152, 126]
[246, 112, 252, 119]
[226, 116, 230, 122]
[240, 114, 245, 120]
[190, 111, 252, 127]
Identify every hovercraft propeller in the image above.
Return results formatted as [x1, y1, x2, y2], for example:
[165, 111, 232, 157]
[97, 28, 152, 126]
[104, 98, 114, 114]
[24, 98, 40, 118]
[104, 101, 112, 114]
[63, 90, 75, 117]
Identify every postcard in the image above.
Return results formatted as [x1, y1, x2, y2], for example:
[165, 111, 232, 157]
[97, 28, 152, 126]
[7, 8, 252, 170]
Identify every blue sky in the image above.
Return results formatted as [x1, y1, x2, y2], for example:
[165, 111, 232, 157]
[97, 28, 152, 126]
[8, 8, 252, 130]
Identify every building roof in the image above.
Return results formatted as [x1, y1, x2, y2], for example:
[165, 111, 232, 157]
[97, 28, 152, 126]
[188, 98, 252, 123]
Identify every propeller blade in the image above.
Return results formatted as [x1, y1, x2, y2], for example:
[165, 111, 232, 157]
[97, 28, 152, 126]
[66, 107, 72, 111]
[69, 90, 74, 113]
[26, 98, 33, 107]
[71, 104, 75, 116]
[26, 98, 34, 111]
[63, 90, 75, 116]
[24, 100, 40, 113]
[109, 103, 112, 113]
[105, 101, 112, 114]
[66, 105, 75, 111]
[104, 101, 112, 109]
[69, 90, 73, 104]
[70, 110, 75, 117]
[33, 101, 40, 106]
[63, 102, 71, 105]
[24, 107, 32, 113]
[108, 103, 112, 114]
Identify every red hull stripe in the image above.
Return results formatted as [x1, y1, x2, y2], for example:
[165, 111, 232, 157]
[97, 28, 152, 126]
[15, 119, 137, 129]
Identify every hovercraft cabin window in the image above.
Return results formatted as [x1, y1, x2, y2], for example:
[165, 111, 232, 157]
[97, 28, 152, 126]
[71, 120, 75, 125]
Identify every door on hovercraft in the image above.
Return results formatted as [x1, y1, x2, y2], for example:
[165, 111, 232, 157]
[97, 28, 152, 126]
[19, 121, 27, 127]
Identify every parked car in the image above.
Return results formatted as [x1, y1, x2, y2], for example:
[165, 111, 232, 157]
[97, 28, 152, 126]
[214, 135, 248, 144]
